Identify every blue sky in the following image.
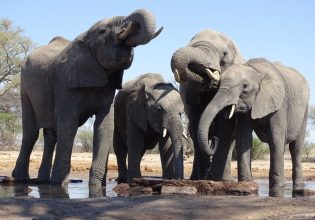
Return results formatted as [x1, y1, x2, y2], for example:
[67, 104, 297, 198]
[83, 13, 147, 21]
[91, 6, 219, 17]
[1, 0, 314, 105]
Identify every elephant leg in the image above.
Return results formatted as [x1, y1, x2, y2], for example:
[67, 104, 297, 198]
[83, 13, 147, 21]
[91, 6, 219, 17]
[127, 120, 144, 183]
[12, 93, 39, 180]
[113, 127, 128, 183]
[289, 108, 307, 192]
[268, 113, 286, 197]
[235, 113, 253, 181]
[210, 112, 235, 181]
[38, 128, 57, 182]
[50, 115, 78, 185]
[90, 104, 113, 186]
[159, 137, 175, 179]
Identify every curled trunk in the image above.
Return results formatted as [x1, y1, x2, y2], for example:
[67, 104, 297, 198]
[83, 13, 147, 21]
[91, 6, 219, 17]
[197, 91, 235, 157]
[124, 9, 162, 47]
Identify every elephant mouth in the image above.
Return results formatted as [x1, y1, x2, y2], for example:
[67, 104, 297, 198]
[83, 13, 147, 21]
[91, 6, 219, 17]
[187, 63, 220, 88]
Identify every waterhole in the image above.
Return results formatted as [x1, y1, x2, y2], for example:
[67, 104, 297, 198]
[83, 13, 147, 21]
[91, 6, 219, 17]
[0, 178, 314, 199]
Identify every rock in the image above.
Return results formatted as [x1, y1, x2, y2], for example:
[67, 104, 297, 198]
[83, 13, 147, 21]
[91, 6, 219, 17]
[131, 178, 259, 196]
[161, 185, 197, 195]
[113, 183, 152, 196]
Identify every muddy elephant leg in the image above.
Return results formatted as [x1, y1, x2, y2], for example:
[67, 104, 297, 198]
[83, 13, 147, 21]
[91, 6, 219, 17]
[289, 108, 307, 192]
[12, 93, 39, 180]
[235, 113, 253, 181]
[210, 112, 235, 181]
[38, 128, 57, 182]
[127, 120, 144, 183]
[159, 137, 175, 179]
[50, 114, 78, 185]
[89, 104, 113, 186]
[113, 127, 128, 183]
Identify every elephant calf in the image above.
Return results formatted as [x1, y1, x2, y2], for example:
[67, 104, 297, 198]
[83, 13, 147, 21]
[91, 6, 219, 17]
[113, 73, 188, 183]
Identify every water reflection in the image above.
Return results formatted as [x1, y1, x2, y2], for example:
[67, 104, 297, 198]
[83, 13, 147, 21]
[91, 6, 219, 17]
[257, 179, 315, 198]
[0, 179, 314, 199]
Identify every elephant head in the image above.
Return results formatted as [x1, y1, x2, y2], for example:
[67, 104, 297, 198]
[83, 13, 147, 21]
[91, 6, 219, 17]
[171, 29, 244, 90]
[56, 9, 163, 89]
[197, 58, 286, 156]
[129, 75, 188, 179]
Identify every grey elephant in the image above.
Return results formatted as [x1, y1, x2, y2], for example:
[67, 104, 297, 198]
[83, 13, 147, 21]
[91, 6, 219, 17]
[171, 29, 245, 180]
[12, 9, 163, 185]
[198, 58, 309, 196]
[113, 73, 188, 183]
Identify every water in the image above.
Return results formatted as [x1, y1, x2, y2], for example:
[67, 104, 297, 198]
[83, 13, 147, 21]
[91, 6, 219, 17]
[0, 178, 314, 199]
[257, 179, 315, 198]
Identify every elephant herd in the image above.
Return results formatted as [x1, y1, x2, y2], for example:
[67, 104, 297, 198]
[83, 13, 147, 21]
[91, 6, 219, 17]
[12, 9, 309, 197]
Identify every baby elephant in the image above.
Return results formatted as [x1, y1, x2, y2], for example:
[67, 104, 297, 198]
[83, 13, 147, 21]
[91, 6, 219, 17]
[114, 73, 188, 183]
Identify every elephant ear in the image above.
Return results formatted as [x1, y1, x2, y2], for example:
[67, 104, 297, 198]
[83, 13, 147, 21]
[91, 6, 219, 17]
[129, 84, 147, 131]
[247, 58, 285, 119]
[56, 38, 108, 89]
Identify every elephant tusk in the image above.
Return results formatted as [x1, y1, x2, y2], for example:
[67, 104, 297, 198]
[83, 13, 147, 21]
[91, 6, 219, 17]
[163, 128, 167, 138]
[173, 69, 185, 83]
[206, 69, 220, 81]
[229, 104, 236, 119]
[182, 132, 188, 139]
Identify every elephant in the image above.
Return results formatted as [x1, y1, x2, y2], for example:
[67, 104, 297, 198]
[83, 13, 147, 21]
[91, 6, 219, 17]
[113, 73, 188, 183]
[12, 9, 163, 186]
[197, 58, 309, 196]
[170, 29, 245, 180]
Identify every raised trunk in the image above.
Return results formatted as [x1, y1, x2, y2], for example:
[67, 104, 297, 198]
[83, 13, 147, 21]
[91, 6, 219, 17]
[171, 45, 221, 84]
[197, 91, 235, 157]
[124, 9, 162, 47]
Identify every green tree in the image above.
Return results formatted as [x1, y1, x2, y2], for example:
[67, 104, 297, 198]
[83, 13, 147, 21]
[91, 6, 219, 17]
[0, 18, 34, 150]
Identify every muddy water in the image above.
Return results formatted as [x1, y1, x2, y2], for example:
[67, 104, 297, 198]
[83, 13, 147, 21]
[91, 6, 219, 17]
[0, 179, 314, 199]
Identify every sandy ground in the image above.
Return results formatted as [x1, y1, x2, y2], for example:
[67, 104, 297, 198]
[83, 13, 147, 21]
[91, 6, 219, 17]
[0, 151, 315, 219]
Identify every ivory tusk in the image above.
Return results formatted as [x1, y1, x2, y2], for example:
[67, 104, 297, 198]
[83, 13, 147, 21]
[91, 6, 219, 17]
[163, 128, 167, 138]
[182, 132, 188, 139]
[174, 69, 185, 83]
[229, 105, 236, 119]
[206, 69, 220, 81]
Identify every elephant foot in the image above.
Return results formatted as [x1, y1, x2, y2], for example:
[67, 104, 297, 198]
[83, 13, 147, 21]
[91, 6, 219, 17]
[116, 176, 127, 184]
[12, 167, 30, 181]
[269, 186, 285, 197]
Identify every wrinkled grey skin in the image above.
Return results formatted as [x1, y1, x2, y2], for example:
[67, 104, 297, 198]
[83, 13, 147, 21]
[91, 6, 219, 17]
[198, 58, 309, 196]
[114, 73, 187, 183]
[171, 29, 245, 180]
[12, 9, 163, 186]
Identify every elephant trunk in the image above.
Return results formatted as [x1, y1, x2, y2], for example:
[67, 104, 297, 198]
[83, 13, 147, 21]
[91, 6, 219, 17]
[124, 9, 163, 47]
[197, 90, 237, 157]
[166, 114, 185, 179]
[170, 45, 221, 84]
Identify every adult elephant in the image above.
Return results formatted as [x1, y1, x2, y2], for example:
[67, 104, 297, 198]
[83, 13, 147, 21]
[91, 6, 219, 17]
[12, 9, 163, 186]
[114, 73, 188, 183]
[171, 29, 245, 180]
[198, 58, 309, 196]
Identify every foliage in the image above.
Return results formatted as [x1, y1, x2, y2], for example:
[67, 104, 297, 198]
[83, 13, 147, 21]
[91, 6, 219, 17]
[251, 137, 269, 160]
[77, 129, 93, 152]
[0, 19, 34, 150]
[303, 142, 315, 162]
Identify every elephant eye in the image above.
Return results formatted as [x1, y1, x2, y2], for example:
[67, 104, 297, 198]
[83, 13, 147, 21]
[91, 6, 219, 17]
[156, 105, 163, 112]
